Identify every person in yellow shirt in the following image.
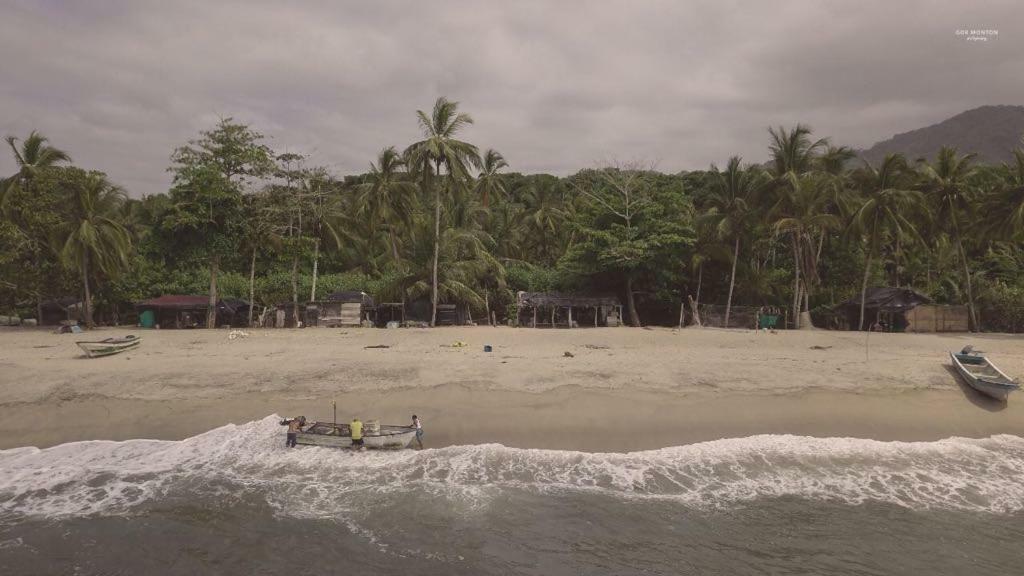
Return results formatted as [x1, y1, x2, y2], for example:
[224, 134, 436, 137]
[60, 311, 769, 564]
[350, 418, 364, 448]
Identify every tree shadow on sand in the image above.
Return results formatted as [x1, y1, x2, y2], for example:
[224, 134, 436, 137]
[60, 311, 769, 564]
[942, 365, 1007, 413]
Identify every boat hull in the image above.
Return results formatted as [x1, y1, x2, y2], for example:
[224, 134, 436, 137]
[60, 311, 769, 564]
[293, 422, 416, 450]
[950, 352, 1019, 402]
[76, 336, 141, 358]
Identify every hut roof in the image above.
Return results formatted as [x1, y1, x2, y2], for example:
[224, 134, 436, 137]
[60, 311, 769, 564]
[325, 291, 375, 306]
[517, 291, 621, 308]
[136, 295, 250, 312]
[136, 295, 210, 308]
[836, 287, 931, 311]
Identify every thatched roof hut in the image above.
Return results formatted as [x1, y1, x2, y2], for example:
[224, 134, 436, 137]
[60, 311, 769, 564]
[516, 291, 622, 327]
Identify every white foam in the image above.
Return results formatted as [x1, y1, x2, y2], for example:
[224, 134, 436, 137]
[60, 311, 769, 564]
[1, 415, 1022, 522]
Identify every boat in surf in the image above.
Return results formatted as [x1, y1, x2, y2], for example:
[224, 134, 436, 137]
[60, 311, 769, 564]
[949, 348, 1019, 402]
[76, 335, 141, 358]
[293, 420, 417, 450]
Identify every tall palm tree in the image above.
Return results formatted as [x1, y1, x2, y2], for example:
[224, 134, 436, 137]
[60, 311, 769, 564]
[700, 156, 763, 327]
[404, 97, 481, 326]
[983, 146, 1024, 242]
[3, 130, 72, 207]
[4, 131, 72, 321]
[917, 147, 980, 330]
[474, 149, 508, 208]
[765, 125, 828, 327]
[770, 172, 841, 329]
[58, 174, 132, 328]
[850, 154, 924, 330]
[357, 146, 417, 264]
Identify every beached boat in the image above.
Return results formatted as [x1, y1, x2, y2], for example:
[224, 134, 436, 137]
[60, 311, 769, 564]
[949, 351, 1019, 402]
[76, 335, 141, 358]
[294, 421, 417, 450]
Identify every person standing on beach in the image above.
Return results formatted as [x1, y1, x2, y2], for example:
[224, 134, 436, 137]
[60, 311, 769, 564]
[350, 418, 364, 449]
[411, 414, 423, 449]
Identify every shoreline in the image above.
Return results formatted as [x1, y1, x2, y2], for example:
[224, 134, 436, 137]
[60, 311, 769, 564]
[2, 385, 1021, 451]
[1, 326, 1022, 451]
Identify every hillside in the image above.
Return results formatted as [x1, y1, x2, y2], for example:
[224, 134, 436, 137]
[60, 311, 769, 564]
[860, 105, 1024, 166]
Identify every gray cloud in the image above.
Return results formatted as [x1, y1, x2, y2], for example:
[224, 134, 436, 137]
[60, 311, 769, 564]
[1, 0, 1021, 195]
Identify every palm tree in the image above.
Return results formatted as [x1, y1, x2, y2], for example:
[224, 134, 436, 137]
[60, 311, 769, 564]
[3, 131, 72, 206]
[519, 175, 568, 265]
[850, 154, 924, 330]
[357, 146, 417, 264]
[983, 146, 1024, 242]
[474, 149, 508, 208]
[58, 174, 132, 328]
[700, 156, 763, 327]
[3, 131, 72, 321]
[765, 125, 828, 326]
[404, 97, 482, 326]
[770, 172, 841, 329]
[917, 147, 980, 330]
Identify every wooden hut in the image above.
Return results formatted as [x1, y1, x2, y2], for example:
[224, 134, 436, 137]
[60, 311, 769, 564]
[311, 291, 376, 327]
[516, 291, 623, 328]
[835, 287, 938, 332]
[135, 295, 251, 328]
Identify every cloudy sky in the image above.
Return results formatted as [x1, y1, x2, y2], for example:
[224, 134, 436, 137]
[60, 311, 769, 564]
[1, 0, 1021, 196]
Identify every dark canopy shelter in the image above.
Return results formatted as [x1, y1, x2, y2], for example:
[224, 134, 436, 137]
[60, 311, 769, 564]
[836, 287, 931, 331]
[135, 295, 251, 328]
[307, 290, 376, 327]
[517, 291, 623, 327]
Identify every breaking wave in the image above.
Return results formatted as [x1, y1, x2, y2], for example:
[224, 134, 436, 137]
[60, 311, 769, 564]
[1, 415, 1022, 522]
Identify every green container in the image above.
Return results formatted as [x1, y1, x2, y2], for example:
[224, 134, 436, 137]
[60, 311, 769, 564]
[140, 309, 156, 329]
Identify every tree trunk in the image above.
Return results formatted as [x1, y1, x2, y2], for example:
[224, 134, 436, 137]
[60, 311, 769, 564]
[248, 246, 257, 327]
[955, 232, 979, 332]
[389, 227, 401, 262]
[725, 237, 740, 328]
[431, 165, 442, 328]
[858, 246, 873, 331]
[81, 252, 94, 329]
[207, 255, 219, 329]
[625, 275, 641, 327]
[791, 236, 801, 329]
[310, 238, 320, 302]
[291, 252, 300, 327]
[695, 262, 703, 305]
[688, 295, 702, 327]
[799, 281, 814, 330]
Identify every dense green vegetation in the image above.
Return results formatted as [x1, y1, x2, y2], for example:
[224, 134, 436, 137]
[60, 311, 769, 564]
[3, 98, 1024, 330]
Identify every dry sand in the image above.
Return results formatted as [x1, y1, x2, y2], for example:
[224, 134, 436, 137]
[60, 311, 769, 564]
[0, 325, 1022, 450]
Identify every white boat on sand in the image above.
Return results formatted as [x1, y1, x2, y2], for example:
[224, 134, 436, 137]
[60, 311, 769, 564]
[293, 421, 417, 450]
[76, 335, 141, 358]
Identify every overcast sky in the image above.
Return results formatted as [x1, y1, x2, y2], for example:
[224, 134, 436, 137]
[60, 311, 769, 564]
[1, 0, 1021, 196]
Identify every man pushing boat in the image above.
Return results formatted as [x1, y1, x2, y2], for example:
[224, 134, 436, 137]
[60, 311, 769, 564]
[280, 416, 306, 448]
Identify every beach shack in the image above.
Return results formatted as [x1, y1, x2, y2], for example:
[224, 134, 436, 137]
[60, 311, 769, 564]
[39, 297, 83, 326]
[135, 295, 251, 328]
[834, 287, 956, 332]
[516, 291, 623, 328]
[310, 291, 376, 327]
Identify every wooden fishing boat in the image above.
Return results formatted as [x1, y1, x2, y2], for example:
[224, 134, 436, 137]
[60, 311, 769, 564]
[76, 335, 141, 358]
[293, 421, 417, 450]
[950, 351, 1019, 402]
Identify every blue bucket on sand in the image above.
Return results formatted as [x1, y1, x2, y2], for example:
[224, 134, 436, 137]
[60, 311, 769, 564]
[483, 345, 493, 352]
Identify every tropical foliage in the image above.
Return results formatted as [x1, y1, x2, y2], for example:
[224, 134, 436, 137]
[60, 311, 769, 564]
[2, 107, 1024, 332]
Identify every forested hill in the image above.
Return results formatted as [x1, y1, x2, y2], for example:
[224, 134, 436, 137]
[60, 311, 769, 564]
[860, 105, 1024, 166]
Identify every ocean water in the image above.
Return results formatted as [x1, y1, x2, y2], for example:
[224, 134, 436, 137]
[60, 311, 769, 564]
[1, 417, 1023, 575]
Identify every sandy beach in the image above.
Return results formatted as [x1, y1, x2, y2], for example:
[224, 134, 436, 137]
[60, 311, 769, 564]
[1, 326, 1022, 450]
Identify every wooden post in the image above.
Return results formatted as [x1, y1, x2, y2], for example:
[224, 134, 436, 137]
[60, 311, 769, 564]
[485, 293, 491, 326]
[550, 306, 556, 327]
[568, 306, 573, 328]
[594, 306, 598, 327]
[532, 306, 537, 328]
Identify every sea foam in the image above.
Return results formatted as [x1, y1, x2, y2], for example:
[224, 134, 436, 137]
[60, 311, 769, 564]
[1, 415, 1022, 522]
